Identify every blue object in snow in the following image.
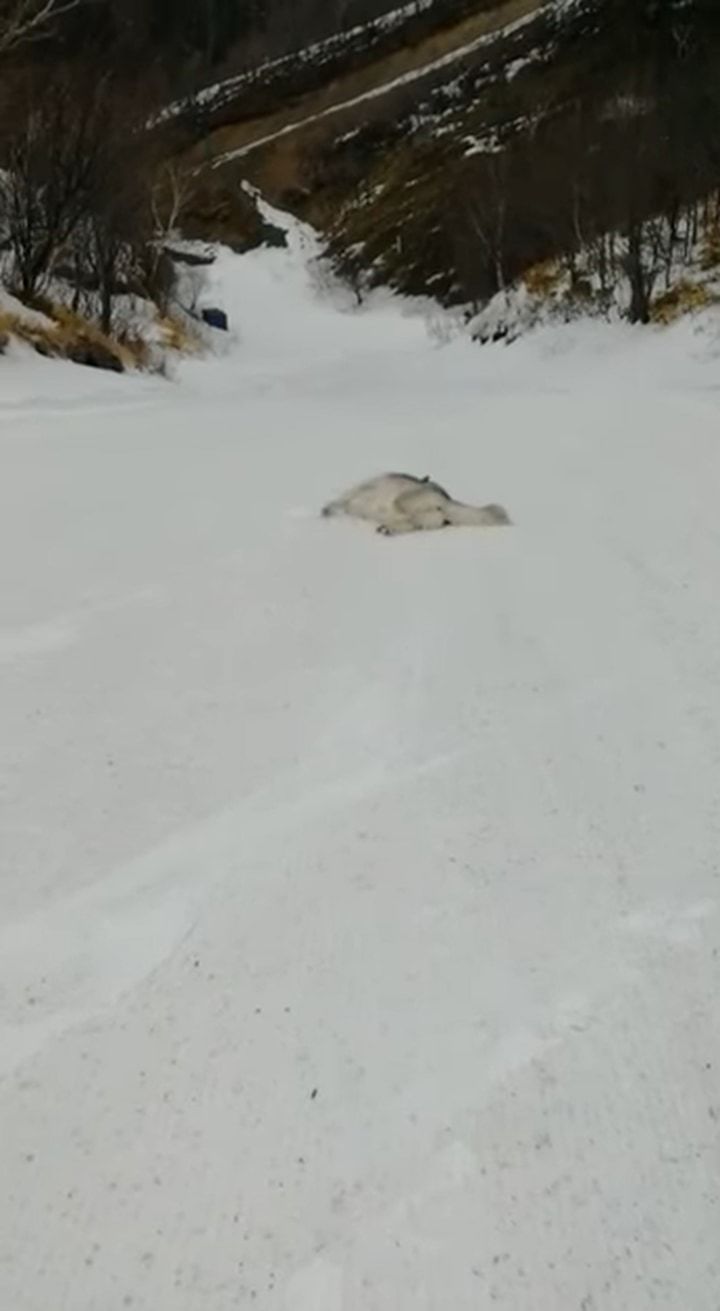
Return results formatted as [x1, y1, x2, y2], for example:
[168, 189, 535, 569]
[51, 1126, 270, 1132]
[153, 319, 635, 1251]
[201, 307, 228, 331]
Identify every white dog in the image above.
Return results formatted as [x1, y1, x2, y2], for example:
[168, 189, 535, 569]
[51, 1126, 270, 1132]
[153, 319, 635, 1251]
[322, 473, 510, 536]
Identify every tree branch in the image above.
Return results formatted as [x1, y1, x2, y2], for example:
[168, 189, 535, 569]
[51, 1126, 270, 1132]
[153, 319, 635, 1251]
[0, 0, 86, 54]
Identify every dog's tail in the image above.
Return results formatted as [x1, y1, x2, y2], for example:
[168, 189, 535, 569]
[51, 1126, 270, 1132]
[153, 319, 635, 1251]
[445, 500, 511, 527]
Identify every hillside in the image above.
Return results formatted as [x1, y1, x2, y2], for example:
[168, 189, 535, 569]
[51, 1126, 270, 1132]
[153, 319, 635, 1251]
[176, 0, 720, 313]
[0, 0, 716, 357]
[178, 0, 557, 269]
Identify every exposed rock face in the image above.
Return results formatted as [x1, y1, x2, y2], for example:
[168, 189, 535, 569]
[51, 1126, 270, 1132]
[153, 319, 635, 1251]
[180, 175, 287, 253]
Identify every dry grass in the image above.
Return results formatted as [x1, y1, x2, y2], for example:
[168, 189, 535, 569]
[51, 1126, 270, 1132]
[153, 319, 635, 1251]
[522, 258, 563, 297]
[156, 312, 203, 354]
[0, 308, 64, 359]
[0, 304, 128, 367]
[0, 301, 202, 371]
[651, 280, 715, 325]
[51, 305, 131, 367]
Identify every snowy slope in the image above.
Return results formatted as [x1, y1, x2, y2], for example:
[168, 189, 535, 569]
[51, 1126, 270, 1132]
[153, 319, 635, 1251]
[2, 213, 720, 1311]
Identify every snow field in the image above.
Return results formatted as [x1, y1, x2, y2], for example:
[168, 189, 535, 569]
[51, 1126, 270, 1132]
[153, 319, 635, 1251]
[1, 210, 720, 1309]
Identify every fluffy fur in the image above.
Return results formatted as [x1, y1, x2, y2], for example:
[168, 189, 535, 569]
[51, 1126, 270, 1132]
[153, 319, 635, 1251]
[321, 473, 510, 536]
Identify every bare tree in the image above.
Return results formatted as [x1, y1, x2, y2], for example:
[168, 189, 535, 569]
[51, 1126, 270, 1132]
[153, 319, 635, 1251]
[0, 60, 174, 331]
[0, 0, 87, 53]
[621, 216, 667, 324]
[151, 162, 195, 244]
[71, 78, 176, 332]
[0, 69, 108, 299]
[84, 164, 157, 334]
[461, 151, 510, 297]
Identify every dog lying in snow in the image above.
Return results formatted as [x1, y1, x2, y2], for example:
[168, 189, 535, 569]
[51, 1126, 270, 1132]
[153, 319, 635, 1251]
[321, 473, 510, 536]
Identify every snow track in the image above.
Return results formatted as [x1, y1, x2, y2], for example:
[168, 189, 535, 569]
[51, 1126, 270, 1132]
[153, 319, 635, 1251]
[2, 213, 720, 1310]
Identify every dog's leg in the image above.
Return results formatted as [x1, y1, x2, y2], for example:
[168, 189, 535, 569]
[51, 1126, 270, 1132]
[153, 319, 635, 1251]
[377, 517, 417, 536]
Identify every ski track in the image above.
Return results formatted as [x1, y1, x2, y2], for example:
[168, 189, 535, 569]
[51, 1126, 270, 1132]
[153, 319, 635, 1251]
[2, 209, 720, 1309]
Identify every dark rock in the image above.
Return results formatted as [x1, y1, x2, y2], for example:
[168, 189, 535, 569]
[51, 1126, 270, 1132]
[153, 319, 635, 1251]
[259, 219, 288, 249]
[66, 339, 125, 372]
[180, 176, 286, 254]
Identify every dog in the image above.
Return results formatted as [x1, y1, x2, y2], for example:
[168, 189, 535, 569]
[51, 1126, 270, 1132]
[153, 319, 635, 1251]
[321, 472, 510, 535]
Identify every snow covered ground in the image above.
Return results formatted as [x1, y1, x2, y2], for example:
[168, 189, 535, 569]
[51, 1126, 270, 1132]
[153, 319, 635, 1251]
[2, 213, 720, 1311]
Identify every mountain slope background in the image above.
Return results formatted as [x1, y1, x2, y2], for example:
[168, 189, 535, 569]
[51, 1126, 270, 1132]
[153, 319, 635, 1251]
[0, 0, 718, 364]
[169, 0, 720, 317]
